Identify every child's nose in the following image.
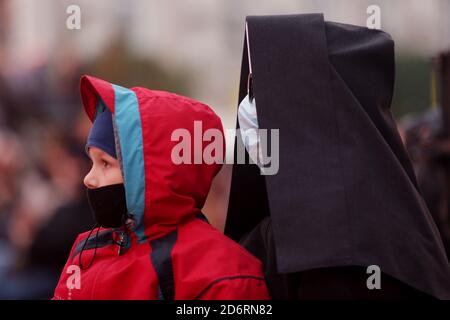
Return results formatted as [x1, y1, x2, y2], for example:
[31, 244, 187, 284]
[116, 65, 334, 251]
[84, 168, 99, 189]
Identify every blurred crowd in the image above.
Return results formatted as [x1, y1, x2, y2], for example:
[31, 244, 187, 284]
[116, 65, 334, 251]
[400, 108, 450, 259]
[0, 52, 94, 299]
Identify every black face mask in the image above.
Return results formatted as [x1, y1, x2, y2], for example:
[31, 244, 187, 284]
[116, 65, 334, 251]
[86, 183, 128, 228]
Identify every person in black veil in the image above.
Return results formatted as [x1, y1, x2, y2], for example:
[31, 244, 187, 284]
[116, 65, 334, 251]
[225, 14, 450, 299]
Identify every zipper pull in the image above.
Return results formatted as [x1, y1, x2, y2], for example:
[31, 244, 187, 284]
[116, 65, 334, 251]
[117, 232, 125, 256]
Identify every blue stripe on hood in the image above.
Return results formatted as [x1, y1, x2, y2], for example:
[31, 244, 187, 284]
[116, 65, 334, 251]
[112, 84, 147, 242]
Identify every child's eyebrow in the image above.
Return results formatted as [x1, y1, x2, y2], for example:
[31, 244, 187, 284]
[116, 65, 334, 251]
[101, 155, 116, 163]
[85, 150, 93, 162]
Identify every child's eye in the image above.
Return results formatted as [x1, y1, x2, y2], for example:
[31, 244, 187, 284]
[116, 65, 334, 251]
[103, 160, 110, 168]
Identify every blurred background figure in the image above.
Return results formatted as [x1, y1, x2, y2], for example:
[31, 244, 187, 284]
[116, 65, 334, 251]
[0, 0, 449, 298]
[400, 52, 450, 261]
[401, 108, 450, 260]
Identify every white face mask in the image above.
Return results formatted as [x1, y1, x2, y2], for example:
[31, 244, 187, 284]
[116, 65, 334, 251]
[237, 94, 263, 168]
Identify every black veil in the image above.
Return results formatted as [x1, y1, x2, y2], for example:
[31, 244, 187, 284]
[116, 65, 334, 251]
[225, 14, 450, 299]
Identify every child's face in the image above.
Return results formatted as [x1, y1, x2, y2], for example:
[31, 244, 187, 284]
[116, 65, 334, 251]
[84, 146, 123, 189]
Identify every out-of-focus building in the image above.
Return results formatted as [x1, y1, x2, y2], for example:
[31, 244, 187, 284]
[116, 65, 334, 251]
[3, 0, 450, 128]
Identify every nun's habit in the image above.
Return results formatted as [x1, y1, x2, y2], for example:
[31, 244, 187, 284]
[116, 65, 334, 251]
[225, 14, 450, 299]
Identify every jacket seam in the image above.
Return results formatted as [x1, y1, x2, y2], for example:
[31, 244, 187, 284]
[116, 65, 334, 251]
[194, 275, 266, 300]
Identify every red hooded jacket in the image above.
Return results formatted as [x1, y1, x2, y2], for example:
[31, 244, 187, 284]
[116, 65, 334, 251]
[53, 75, 269, 300]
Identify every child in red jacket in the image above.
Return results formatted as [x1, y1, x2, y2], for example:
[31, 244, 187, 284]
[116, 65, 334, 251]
[53, 75, 269, 300]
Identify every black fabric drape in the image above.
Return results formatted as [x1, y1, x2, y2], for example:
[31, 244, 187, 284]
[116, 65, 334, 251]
[225, 14, 450, 299]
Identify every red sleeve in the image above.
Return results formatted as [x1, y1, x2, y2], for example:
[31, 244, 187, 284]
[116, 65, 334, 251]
[198, 277, 271, 300]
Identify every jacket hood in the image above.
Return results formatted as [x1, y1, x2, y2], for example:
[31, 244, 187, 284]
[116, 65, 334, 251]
[80, 75, 224, 242]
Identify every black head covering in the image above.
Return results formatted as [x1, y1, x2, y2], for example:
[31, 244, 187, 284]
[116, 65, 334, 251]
[225, 14, 450, 299]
